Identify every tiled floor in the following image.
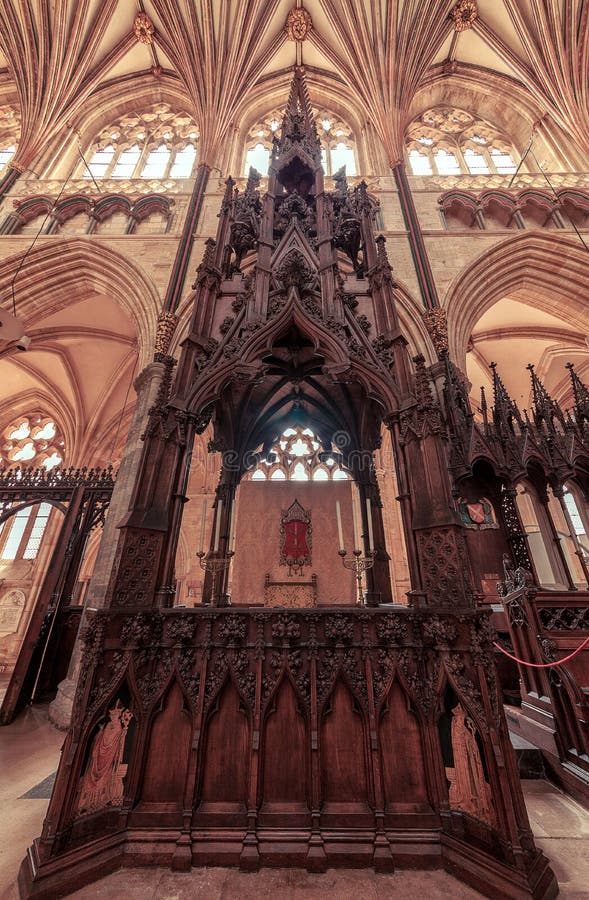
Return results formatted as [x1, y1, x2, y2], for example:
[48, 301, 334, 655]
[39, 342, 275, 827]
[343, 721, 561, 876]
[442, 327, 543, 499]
[1, 706, 589, 898]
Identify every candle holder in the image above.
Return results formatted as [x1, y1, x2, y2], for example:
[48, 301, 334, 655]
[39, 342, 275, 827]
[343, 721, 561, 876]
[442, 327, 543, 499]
[197, 550, 234, 606]
[338, 548, 376, 607]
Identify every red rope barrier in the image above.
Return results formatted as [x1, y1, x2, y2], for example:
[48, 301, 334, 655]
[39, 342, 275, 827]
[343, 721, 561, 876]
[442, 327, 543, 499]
[493, 635, 589, 668]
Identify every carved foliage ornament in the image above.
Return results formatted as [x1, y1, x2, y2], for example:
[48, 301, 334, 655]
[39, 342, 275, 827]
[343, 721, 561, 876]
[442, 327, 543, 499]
[134, 12, 155, 44]
[285, 7, 313, 41]
[422, 307, 449, 357]
[450, 0, 478, 32]
[154, 312, 179, 357]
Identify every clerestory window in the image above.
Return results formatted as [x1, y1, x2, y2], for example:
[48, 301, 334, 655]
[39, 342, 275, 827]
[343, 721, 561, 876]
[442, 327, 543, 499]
[406, 107, 518, 178]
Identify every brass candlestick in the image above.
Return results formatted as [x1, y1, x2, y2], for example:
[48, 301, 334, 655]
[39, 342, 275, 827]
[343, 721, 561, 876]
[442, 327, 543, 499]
[338, 548, 376, 606]
[197, 550, 234, 605]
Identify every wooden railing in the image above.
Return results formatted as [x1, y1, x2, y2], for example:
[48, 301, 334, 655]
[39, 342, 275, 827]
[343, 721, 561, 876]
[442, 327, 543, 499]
[499, 587, 589, 787]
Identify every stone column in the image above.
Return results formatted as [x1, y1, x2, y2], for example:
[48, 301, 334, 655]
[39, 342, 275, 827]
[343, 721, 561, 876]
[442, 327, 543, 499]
[48, 361, 167, 728]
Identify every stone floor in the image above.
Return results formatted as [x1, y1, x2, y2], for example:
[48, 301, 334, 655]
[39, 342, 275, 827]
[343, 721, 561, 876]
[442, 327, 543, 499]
[1, 705, 589, 899]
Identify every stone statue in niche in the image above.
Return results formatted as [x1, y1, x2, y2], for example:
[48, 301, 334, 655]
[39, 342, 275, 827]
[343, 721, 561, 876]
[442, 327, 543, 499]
[77, 700, 133, 816]
[458, 497, 498, 530]
[445, 701, 496, 828]
[280, 499, 312, 576]
[0, 588, 25, 634]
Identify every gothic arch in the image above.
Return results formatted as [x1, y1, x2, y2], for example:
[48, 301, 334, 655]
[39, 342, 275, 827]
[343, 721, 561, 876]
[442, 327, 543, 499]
[444, 232, 589, 365]
[0, 238, 159, 366]
[413, 64, 579, 170]
[38, 75, 196, 179]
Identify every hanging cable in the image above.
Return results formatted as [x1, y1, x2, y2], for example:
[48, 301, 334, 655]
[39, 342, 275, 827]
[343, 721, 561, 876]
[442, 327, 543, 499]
[8, 137, 100, 317]
[493, 635, 589, 668]
[507, 128, 536, 190]
[528, 146, 589, 256]
[9, 176, 70, 316]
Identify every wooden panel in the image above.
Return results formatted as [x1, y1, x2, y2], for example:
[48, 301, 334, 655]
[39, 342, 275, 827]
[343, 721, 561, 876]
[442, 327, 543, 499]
[260, 677, 309, 823]
[196, 679, 250, 821]
[140, 681, 191, 806]
[379, 681, 429, 809]
[320, 679, 371, 825]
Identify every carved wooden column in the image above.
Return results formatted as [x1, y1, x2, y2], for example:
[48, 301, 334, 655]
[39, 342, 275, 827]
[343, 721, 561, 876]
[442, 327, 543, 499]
[163, 164, 210, 313]
[355, 465, 392, 605]
[499, 483, 539, 583]
[202, 473, 238, 606]
[392, 162, 439, 311]
[48, 359, 169, 728]
[396, 355, 475, 609]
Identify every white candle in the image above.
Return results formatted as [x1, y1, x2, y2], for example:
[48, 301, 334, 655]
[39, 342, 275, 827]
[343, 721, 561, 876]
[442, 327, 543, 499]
[228, 497, 236, 550]
[213, 499, 222, 552]
[366, 497, 374, 551]
[351, 492, 360, 552]
[198, 497, 207, 553]
[336, 500, 345, 551]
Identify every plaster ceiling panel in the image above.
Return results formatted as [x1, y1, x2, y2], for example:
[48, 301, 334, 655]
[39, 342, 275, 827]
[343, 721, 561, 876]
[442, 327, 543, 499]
[54, 336, 135, 420]
[477, 0, 528, 59]
[454, 31, 521, 79]
[472, 297, 575, 333]
[259, 42, 297, 79]
[0, 360, 50, 399]
[97, 0, 135, 57]
[103, 45, 153, 82]
[3, 349, 75, 407]
[38, 295, 136, 340]
[431, 33, 455, 65]
[299, 41, 337, 74]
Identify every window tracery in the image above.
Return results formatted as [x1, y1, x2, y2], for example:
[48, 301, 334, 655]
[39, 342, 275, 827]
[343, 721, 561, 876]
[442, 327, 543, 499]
[0, 414, 64, 471]
[248, 426, 350, 482]
[79, 104, 199, 181]
[407, 107, 518, 178]
[0, 502, 53, 561]
[244, 109, 357, 177]
[0, 104, 19, 174]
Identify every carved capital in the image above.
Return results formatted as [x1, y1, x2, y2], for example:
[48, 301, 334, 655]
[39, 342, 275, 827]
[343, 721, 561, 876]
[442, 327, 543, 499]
[154, 312, 179, 357]
[422, 307, 449, 358]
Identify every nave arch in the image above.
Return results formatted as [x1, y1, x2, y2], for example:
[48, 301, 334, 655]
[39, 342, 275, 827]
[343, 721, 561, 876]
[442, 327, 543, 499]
[0, 240, 161, 467]
[444, 232, 589, 409]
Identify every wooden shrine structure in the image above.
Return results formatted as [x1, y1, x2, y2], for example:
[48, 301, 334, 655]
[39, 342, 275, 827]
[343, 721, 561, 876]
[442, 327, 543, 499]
[19, 70, 560, 899]
[0, 465, 115, 724]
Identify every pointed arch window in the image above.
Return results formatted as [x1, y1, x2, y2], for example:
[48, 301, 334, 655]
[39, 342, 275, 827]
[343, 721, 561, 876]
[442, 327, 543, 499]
[77, 105, 199, 181]
[244, 142, 271, 177]
[0, 143, 16, 173]
[406, 107, 519, 178]
[247, 426, 351, 482]
[0, 502, 53, 561]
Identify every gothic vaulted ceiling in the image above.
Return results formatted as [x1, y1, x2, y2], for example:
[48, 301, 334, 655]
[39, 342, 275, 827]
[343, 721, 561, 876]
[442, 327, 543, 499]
[0, 1, 588, 454]
[0, 1, 588, 168]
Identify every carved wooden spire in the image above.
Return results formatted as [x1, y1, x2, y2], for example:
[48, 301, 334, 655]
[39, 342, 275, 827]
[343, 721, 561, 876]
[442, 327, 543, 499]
[527, 363, 566, 432]
[566, 362, 589, 429]
[272, 66, 322, 175]
[489, 361, 523, 432]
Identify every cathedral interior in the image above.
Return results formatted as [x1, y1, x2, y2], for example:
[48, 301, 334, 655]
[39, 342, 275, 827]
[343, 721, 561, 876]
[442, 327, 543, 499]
[1, 2, 589, 898]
